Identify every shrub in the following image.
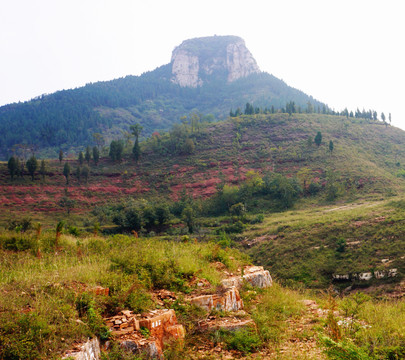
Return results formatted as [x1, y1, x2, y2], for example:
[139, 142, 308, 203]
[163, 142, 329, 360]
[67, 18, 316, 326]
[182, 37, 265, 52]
[213, 328, 262, 354]
[250, 214, 264, 224]
[7, 217, 32, 232]
[0, 313, 50, 359]
[75, 292, 110, 340]
[1, 234, 36, 251]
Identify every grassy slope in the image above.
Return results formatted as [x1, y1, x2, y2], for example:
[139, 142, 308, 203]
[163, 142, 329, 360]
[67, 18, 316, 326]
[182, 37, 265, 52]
[1, 113, 405, 223]
[0, 232, 403, 359]
[1, 114, 405, 358]
[245, 198, 405, 289]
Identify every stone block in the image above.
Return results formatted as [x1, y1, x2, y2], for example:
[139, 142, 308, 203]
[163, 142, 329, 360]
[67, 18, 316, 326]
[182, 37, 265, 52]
[221, 266, 272, 289]
[189, 286, 243, 312]
[63, 338, 100, 360]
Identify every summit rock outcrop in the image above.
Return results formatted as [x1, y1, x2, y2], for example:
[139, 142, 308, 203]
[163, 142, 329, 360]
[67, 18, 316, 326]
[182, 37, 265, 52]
[171, 35, 260, 87]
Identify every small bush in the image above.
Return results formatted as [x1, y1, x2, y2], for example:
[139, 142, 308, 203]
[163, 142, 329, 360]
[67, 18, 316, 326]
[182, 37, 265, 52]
[1, 234, 36, 251]
[213, 328, 262, 354]
[250, 214, 264, 224]
[7, 217, 32, 232]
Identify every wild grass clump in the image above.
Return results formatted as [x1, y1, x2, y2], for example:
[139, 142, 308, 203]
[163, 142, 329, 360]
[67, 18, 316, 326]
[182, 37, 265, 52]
[321, 292, 405, 359]
[250, 283, 305, 344]
[211, 328, 262, 354]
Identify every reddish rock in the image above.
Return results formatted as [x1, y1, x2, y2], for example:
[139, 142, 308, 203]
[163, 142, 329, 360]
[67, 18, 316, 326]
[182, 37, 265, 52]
[90, 286, 109, 296]
[139, 309, 185, 352]
[106, 309, 185, 358]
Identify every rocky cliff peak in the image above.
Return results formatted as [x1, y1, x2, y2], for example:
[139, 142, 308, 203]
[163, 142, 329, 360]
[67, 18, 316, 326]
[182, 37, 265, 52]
[171, 36, 260, 88]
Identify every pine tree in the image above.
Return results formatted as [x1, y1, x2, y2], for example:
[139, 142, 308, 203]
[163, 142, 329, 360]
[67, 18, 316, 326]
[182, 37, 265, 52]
[39, 160, 46, 181]
[314, 132, 322, 147]
[59, 150, 63, 164]
[329, 140, 334, 153]
[133, 138, 141, 163]
[75, 166, 81, 183]
[7, 156, 17, 180]
[81, 165, 89, 184]
[78, 151, 84, 165]
[26, 156, 38, 181]
[130, 123, 143, 163]
[63, 162, 71, 185]
[92, 146, 100, 165]
[85, 146, 91, 165]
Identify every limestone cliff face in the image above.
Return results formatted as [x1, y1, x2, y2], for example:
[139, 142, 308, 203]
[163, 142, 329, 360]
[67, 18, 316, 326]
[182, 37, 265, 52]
[171, 36, 260, 88]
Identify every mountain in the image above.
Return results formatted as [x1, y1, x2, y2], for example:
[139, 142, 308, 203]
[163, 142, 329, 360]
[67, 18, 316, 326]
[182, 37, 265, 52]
[0, 35, 325, 159]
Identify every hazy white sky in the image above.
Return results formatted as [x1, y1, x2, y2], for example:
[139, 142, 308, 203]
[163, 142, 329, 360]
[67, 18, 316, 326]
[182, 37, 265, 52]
[1, 0, 404, 128]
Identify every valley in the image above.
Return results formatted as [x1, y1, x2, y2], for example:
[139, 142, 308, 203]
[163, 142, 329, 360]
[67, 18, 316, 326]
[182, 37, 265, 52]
[0, 35, 404, 359]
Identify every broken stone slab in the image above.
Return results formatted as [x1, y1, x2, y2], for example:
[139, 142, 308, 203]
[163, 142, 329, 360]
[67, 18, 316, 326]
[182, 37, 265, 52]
[198, 317, 256, 332]
[63, 338, 100, 360]
[189, 286, 243, 312]
[221, 266, 272, 289]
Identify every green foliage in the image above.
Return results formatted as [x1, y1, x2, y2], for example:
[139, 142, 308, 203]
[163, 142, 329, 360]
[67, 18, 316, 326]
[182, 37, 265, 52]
[81, 165, 89, 183]
[7, 217, 32, 232]
[132, 138, 141, 162]
[181, 205, 195, 233]
[319, 336, 370, 360]
[139, 326, 150, 339]
[85, 146, 91, 165]
[111, 200, 172, 232]
[78, 151, 84, 165]
[262, 172, 302, 209]
[329, 140, 334, 152]
[26, 156, 38, 181]
[76, 292, 110, 340]
[59, 190, 76, 215]
[213, 328, 262, 354]
[315, 131, 322, 147]
[63, 162, 71, 184]
[109, 140, 124, 162]
[229, 202, 246, 218]
[336, 238, 346, 253]
[39, 159, 47, 180]
[1, 233, 36, 251]
[251, 284, 304, 344]
[0, 312, 51, 359]
[7, 156, 18, 179]
[92, 146, 100, 165]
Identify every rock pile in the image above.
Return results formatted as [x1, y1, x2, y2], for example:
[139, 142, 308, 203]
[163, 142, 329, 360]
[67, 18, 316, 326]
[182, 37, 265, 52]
[104, 309, 185, 358]
[188, 265, 272, 334]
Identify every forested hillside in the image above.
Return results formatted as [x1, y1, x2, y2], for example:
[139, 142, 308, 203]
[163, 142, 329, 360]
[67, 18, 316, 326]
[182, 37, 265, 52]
[0, 68, 324, 160]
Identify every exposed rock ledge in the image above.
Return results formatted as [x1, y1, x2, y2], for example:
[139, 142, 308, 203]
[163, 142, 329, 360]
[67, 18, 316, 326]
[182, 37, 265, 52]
[171, 36, 260, 88]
